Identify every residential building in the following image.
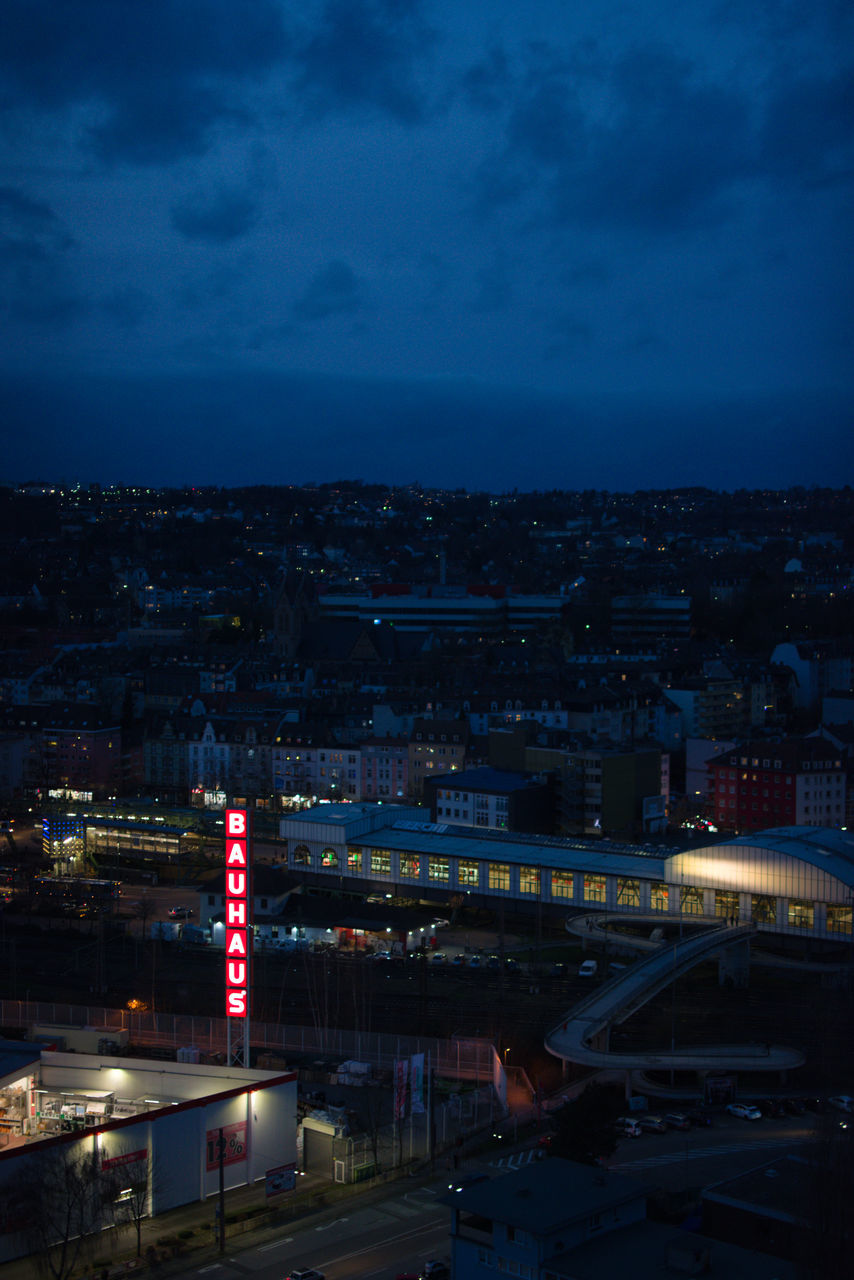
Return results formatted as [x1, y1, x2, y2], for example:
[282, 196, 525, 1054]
[610, 592, 691, 640]
[272, 739, 362, 804]
[665, 679, 749, 739]
[425, 766, 554, 833]
[408, 718, 469, 799]
[708, 737, 846, 832]
[360, 738, 409, 801]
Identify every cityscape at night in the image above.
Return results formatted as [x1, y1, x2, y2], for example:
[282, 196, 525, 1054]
[1, 2, 853, 1278]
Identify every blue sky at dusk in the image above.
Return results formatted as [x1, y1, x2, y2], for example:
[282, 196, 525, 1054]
[1, 1, 852, 491]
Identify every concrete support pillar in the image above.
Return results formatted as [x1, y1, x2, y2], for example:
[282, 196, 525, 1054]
[717, 938, 750, 988]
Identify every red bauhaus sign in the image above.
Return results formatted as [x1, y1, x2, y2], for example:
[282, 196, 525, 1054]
[225, 808, 251, 1019]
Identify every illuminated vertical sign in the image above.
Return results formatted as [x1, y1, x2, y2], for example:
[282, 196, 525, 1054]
[225, 808, 251, 1019]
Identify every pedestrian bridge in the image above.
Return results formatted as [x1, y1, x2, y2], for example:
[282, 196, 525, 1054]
[544, 919, 805, 1074]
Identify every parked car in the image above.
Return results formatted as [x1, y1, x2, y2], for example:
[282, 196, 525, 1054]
[615, 1116, 642, 1138]
[578, 959, 598, 978]
[664, 1112, 691, 1130]
[639, 1113, 668, 1132]
[758, 1097, 786, 1118]
[421, 1262, 450, 1279]
[727, 1102, 762, 1120]
[451, 953, 467, 967]
[467, 954, 482, 969]
[486, 954, 502, 971]
[285, 1270, 326, 1280]
[448, 1170, 489, 1193]
[504, 957, 521, 974]
[783, 1096, 806, 1116]
[685, 1107, 714, 1127]
[431, 951, 447, 965]
[168, 906, 193, 920]
[828, 1095, 854, 1113]
[550, 961, 567, 978]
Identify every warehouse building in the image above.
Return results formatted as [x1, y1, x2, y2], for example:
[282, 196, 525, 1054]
[0, 1042, 296, 1266]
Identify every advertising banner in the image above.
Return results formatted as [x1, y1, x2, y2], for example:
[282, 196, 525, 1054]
[393, 1058, 409, 1120]
[265, 1161, 297, 1197]
[410, 1052, 426, 1114]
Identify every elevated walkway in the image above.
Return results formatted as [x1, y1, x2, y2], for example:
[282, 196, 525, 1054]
[545, 919, 804, 1074]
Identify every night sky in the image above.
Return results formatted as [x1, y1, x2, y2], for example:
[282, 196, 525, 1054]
[1, 1, 852, 492]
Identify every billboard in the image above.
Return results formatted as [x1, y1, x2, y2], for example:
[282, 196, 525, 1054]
[206, 1121, 247, 1171]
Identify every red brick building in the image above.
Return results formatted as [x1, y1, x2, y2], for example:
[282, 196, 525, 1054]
[708, 737, 846, 833]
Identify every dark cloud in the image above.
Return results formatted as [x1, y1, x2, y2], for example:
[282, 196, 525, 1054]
[88, 84, 247, 167]
[561, 48, 752, 230]
[759, 67, 854, 186]
[0, 186, 73, 253]
[296, 0, 435, 121]
[459, 47, 512, 113]
[171, 185, 260, 242]
[505, 65, 582, 166]
[473, 44, 752, 233]
[293, 260, 362, 321]
[0, 0, 289, 163]
[0, 187, 80, 327]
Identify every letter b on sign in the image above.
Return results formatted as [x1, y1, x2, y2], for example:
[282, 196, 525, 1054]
[226, 809, 246, 837]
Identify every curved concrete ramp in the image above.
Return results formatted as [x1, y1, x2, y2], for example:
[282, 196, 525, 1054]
[545, 920, 805, 1073]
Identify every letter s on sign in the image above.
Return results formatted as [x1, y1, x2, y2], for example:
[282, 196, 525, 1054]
[226, 989, 247, 1017]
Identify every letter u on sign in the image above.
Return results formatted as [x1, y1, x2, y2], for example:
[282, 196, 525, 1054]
[226, 870, 246, 897]
[227, 959, 247, 986]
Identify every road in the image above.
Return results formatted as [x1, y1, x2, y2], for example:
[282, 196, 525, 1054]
[604, 1108, 837, 1192]
[172, 1113, 837, 1280]
[192, 1180, 451, 1280]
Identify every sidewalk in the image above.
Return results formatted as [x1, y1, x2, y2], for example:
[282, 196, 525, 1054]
[0, 1156, 448, 1280]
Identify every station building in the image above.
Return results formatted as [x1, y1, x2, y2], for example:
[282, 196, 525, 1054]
[278, 805, 854, 943]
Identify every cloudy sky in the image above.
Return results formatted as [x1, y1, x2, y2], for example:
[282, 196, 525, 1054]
[1, 1, 852, 491]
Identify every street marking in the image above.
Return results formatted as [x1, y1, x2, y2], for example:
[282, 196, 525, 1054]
[612, 1136, 814, 1170]
[492, 1148, 541, 1170]
[258, 1236, 292, 1251]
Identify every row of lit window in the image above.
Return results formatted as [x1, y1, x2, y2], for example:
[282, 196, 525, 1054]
[292, 847, 852, 932]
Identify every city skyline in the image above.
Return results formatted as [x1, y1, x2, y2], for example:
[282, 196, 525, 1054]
[2, 1, 852, 492]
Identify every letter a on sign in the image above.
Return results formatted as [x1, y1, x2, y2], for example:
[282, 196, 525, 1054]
[226, 929, 247, 957]
[226, 840, 247, 866]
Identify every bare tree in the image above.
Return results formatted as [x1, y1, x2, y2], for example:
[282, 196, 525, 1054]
[102, 1153, 151, 1259]
[17, 1141, 110, 1280]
